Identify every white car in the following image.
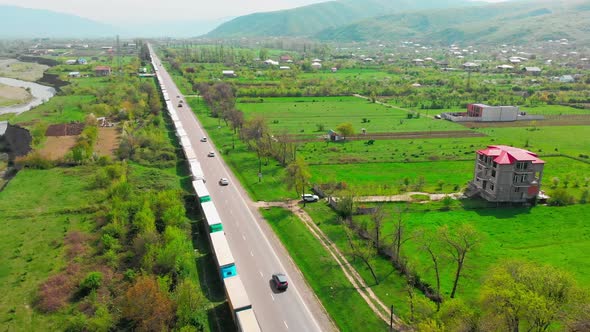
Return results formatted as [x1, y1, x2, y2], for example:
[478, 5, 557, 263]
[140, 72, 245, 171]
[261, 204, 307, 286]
[200, 137, 207, 142]
[207, 151, 215, 157]
[219, 178, 229, 186]
[302, 194, 320, 202]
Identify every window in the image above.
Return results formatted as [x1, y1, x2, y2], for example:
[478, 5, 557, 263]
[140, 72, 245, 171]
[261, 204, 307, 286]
[516, 162, 528, 170]
[513, 175, 519, 183]
[490, 184, 495, 191]
[493, 162, 498, 168]
[521, 174, 527, 182]
[514, 187, 520, 193]
[492, 170, 496, 177]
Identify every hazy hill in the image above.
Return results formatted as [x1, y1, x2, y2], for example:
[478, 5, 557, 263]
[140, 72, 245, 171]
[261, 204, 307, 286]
[316, 0, 590, 44]
[0, 6, 119, 38]
[206, 0, 477, 38]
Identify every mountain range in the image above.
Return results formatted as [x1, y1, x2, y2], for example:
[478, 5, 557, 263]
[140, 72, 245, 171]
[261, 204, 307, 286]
[206, 0, 478, 38]
[0, 5, 226, 38]
[315, 0, 590, 44]
[1, 0, 589, 45]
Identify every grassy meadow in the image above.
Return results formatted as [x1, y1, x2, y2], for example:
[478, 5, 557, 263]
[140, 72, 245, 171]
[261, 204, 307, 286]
[237, 96, 466, 135]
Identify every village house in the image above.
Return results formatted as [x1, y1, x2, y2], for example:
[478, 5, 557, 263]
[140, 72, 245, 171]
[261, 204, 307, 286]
[222, 70, 237, 77]
[94, 66, 112, 76]
[523, 67, 542, 76]
[68, 71, 80, 78]
[467, 145, 545, 203]
[311, 62, 322, 69]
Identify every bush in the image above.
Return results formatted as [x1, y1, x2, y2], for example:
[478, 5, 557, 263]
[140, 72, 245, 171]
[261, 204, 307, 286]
[548, 189, 575, 206]
[14, 152, 55, 169]
[79, 272, 103, 293]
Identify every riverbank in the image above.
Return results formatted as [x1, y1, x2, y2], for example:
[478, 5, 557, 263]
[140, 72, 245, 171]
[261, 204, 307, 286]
[0, 77, 56, 115]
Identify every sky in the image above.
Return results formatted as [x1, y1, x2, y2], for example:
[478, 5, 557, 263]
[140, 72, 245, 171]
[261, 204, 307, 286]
[0, 0, 511, 24]
[0, 0, 332, 23]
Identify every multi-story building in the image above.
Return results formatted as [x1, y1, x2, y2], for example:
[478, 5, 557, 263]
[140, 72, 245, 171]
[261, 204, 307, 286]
[466, 104, 520, 122]
[468, 145, 545, 203]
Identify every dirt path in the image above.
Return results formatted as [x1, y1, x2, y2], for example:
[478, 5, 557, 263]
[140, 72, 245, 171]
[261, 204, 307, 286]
[355, 192, 463, 203]
[254, 200, 406, 330]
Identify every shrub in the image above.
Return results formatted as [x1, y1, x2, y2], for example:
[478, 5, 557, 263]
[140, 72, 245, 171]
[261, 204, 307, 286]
[548, 189, 575, 206]
[79, 272, 103, 295]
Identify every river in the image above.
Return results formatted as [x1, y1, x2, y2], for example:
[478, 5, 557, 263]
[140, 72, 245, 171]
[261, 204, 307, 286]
[0, 77, 56, 115]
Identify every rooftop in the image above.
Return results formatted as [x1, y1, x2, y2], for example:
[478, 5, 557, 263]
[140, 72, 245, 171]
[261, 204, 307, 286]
[477, 145, 545, 165]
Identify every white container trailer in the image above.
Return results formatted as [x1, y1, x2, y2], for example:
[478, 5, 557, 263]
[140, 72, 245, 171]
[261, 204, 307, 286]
[176, 127, 187, 138]
[236, 309, 262, 332]
[192, 179, 210, 203]
[184, 147, 197, 162]
[200, 200, 222, 232]
[210, 232, 237, 278]
[180, 136, 191, 149]
[223, 275, 252, 312]
[189, 159, 205, 180]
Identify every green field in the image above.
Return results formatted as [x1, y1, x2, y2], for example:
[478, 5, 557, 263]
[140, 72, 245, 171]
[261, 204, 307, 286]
[379, 202, 590, 300]
[0, 167, 99, 329]
[237, 96, 465, 135]
[302, 200, 590, 324]
[310, 156, 590, 197]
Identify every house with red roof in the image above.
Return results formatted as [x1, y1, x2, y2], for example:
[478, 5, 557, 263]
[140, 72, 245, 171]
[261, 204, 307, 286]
[468, 145, 545, 203]
[94, 66, 112, 76]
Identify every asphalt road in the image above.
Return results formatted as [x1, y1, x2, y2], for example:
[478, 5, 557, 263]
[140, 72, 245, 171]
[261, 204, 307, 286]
[149, 47, 335, 332]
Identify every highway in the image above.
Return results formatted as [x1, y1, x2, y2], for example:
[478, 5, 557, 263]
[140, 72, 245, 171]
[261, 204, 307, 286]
[148, 47, 335, 332]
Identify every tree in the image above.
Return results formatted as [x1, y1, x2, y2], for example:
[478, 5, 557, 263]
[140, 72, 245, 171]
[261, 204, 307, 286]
[175, 279, 207, 328]
[370, 204, 385, 249]
[336, 122, 355, 138]
[242, 116, 270, 179]
[392, 204, 412, 263]
[122, 276, 174, 332]
[344, 224, 379, 285]
[286, 157, 311, 202]
[480, 260, 581, 332]
[440, 224, 480, 299]
[417, 228, 444, 308]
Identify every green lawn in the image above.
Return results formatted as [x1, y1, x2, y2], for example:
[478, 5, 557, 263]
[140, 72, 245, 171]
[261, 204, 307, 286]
[310, 156, 590, 198]
[390, 203, 590, 302]
[261, 207, 389, 331]
[237, 96, 465, 136]
[304, 201, 590, 325]
[0, 167, 100, 330]
[8, 95, 96, 125]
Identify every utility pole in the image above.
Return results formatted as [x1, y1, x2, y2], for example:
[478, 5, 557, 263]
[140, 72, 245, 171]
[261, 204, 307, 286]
[116, 35, 122, 75]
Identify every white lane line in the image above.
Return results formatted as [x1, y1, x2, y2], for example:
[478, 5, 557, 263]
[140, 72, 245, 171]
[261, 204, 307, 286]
[271, 294, 275, 301]
[242, 234, 246, 241]
[284, 321, 289, 329]
[259, 271, 264, 278]
[250, 250, 254, 257]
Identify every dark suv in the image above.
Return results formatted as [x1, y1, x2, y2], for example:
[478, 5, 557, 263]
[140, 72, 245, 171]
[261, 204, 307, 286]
[272, 273, 288, 291]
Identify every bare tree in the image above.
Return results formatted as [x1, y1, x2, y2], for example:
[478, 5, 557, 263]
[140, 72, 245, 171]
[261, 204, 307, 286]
[416, 228, 444, 310]
[439, 224, 480, 299]
[242, 116, 270, 179]
[370, 204, 386, 250]
[392, 203, 412, 263]
[344, 223, 379, 285]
